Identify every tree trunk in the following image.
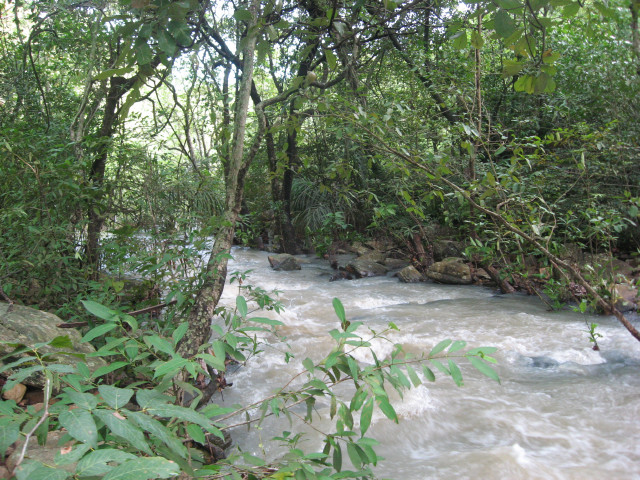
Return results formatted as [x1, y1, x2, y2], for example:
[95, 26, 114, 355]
[177, 0, 261, 359]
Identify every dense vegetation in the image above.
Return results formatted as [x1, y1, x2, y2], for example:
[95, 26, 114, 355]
[0, 0, 639, 478]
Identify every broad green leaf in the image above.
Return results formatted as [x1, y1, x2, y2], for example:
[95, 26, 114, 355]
[153, 357, 189, 378]
[82, 300, 119, 321]
[93, 66, 135, 81]
[448, 359, 464, 386]
[448, 340, 467, 353]
[360, 398, 373, 436]
[128, 411, 189, 459]
[186, 423, 206, 444]
[347, 442, 362, 468]
[468, 356, 501, 383]
[233, 8, 253, 22]
[502, 59, 525, 77]
[168, 19, 191, 46]
[81, 323, 118, 343]
[58, 409, 98, 447]
[471, 30, 484, 49]
[99, 385, 134, 410]
[377, 398, 398, 423]
[102, 457, 180, 480]
[332, 298, 346, 323]
[333, 443, 342, 472]
[452, 31, 467, 50]
[145, 404, 224, 438]
[157, 29, 177, 57]
[302, 357, 315, 373]
[145, 334, 175, 357]
[15, 460, 70, 480]
[55, 442, 92, 465]
[0, 420, 19, 455]
[172, 323, 188, 347]
[429, 339, 451, 356]
[76, 449, 137, 476]
[248, 317, 284, 326]
[563, 2, 580, 17]
[92, 361, 128, 379]
[93, 409, 152, 455]
[50, 336, 73, 349]
[236, 296, 248, 318]
[406, 365, 422, 387]
[430, 359, 450, 375]
[325, 49, 337, 70]
[494, 9, 516, 38]
[66, 390, 98, 411]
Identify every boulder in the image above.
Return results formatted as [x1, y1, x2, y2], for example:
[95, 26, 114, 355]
[268, 254, 302, 271]
[0, 303, 105, 387]
[348, 242, 371, 256]
[384, 258, 410, 270]
[358, 250, 385, 264]
[614, 284, 638, 313]
[432, 240, 464, 262]
[345, 259, 389, 278]
[427, 257, 472, 285]
[396, 266, 425, 283]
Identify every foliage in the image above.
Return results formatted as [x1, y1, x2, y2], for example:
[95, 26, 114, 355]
[0, 293, 499, 479]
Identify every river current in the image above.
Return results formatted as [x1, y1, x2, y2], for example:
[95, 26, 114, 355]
[214, 247, 640, 479]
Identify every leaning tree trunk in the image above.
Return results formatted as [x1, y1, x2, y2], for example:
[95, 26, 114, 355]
[177, 0, 261, 359]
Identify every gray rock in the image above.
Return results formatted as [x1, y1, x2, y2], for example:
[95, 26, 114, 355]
[427, 257, 472, 285]
[0, 303, 105, 387]
[432, 240, 464, 262]
[358, 250, 385, 264]
[348, 242, 371, 256]
[384, 258, 410, 270]
[345, 259, 389, 278]
[268, 254, 302, 271]
[396, 266, 425, 283]
[614, 284, 638, 313]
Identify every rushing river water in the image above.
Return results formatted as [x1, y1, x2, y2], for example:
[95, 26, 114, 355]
[214, 248, 640, 479]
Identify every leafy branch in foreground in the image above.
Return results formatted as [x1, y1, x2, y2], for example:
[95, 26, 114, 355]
[0, 294, 499, 480]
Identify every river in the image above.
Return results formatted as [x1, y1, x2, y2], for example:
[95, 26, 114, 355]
[214, 248, 640, 479]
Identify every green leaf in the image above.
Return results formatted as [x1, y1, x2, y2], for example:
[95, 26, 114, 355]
[360, 398, 373, 436]
[65, 390, 98, 411]
[58, 409, 98, 447]
[452, 31, 467, 50]
[49, 336, 73, 349]
[494, 9, 516, 38]
[15, 460, 70, 480]
[157, 29, 177, 57]
[145, 334, 175, 356]
[346, 442, 362, 468]
[236, 296, 248, 318]
[0, 420, 19, 456]
[93, 409, 152, 455]
[377, 398, 398, 423]
[102, 457, 180, 480]
[186, 423, 206, 444]
[429, 339, 451, 356]
[448, 340, 467, 353]
[153, 357, 189, 378]
[333, 443, 342, 472]
[406, 365, 422, 387]
[92, 361, 129, 379]
[93, 67, 135, 81]
[99, 385, 134, 410]
[302, 357, 315, 373]
[145, 404, 223, 438]
[325, 49, 337, 70]
[128, 411, 189, 459]
[468, 356, 501, 383]
[55, 442, 92, 465]
[563, 2, 580, 17]
[82, 300, 119, 321]
[76, 449, 137, 476]
[81, 323, 118, 343]
[448, 359, 464, 387]
[167, 19, 191, 46]
[172, 323, 189, 347]
[233, 9, 253, 22]
[332, 298, 346, 324]
[248, 317, 284, 326]
[502, 59, 525, 77]
[471, 30, 484, 49]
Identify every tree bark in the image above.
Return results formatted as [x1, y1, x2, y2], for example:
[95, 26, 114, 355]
[177, 0, 261, 359]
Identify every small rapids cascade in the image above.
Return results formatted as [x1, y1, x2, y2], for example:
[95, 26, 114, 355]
[216, 248, 640, 480]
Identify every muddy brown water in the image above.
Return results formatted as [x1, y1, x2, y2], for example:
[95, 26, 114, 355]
[214, 248, 640, 479]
